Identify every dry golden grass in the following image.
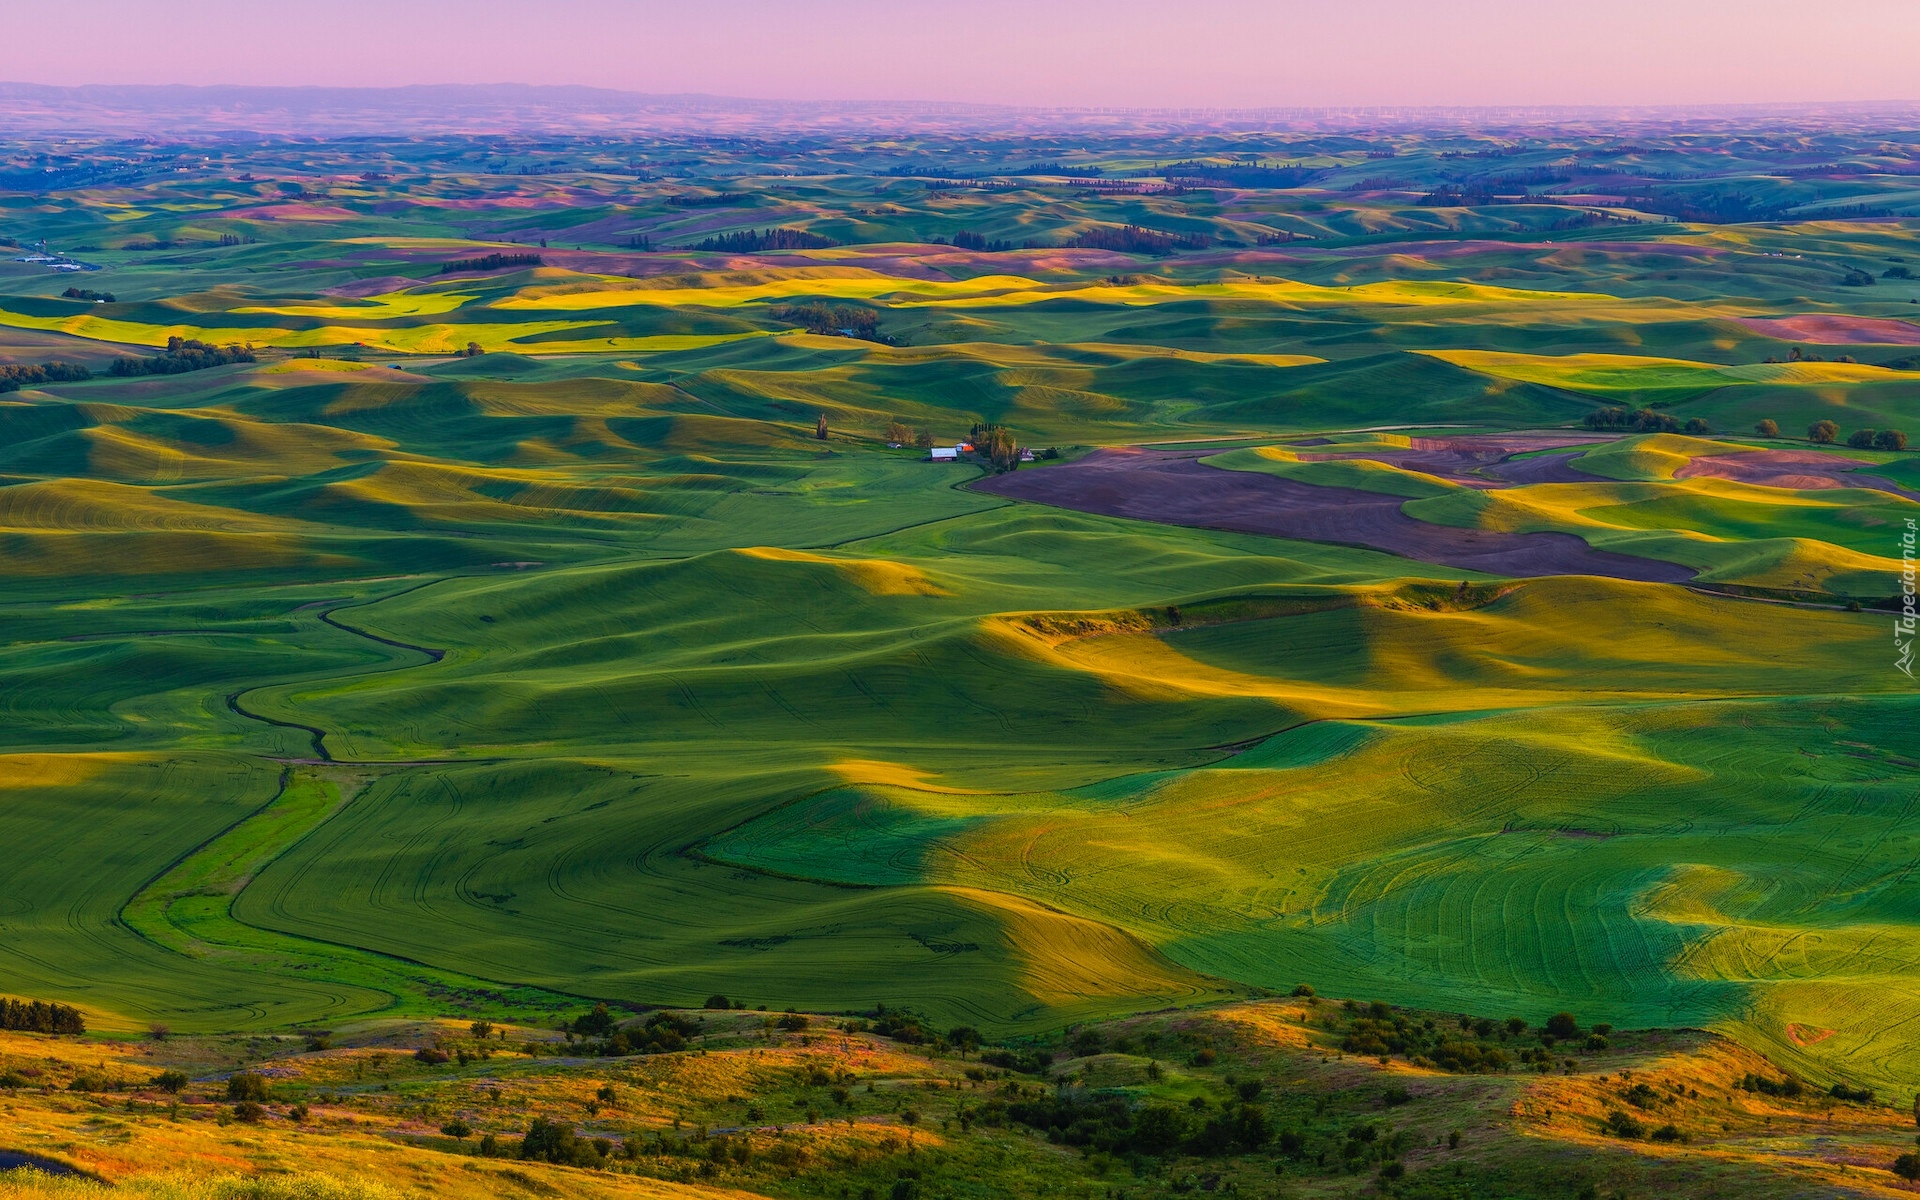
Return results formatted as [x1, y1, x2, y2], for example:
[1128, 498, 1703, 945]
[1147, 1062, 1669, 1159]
[0, 1026, 954, 1199]
[1515, 1032, 1920, 1197]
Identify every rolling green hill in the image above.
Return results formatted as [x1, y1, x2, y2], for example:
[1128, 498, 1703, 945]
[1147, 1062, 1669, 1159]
[1, 123, 1916, 1137]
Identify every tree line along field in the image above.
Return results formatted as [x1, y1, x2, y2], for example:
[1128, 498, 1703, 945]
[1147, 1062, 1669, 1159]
[0, 119, 1917, 1198]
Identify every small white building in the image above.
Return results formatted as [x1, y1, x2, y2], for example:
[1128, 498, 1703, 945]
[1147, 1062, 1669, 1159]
[929, 446, 959, 462]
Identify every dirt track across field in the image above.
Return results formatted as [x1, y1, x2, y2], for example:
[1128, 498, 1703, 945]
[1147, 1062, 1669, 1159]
[973, 446, 1696, 582]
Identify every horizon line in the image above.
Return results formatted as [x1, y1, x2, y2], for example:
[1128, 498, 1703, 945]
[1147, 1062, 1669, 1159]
[4, 81, 1920, 117]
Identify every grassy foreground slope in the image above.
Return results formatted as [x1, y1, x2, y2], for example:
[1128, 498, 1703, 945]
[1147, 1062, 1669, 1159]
[10, 990, 1920, 1200]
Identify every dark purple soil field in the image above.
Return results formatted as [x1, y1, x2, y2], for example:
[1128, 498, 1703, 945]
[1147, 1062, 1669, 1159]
[974, 445, 1695, 582]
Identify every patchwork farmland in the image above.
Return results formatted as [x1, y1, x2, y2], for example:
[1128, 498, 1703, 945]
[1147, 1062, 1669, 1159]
[1, 112, 1917, 1200]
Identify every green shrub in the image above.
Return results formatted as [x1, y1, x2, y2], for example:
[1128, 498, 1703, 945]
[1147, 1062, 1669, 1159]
[1603, 1110, 1644, 1138]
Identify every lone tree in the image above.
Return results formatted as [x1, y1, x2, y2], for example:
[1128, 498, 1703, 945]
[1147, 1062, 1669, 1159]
[1755, 419, 1779, 437]
[816, 413, 829, 441]
[572, 1003, 615, 1038]
[1809, 420, 1839, 444]
[1849, 428, 1878, 449]
[1876, 429, 1908, 451]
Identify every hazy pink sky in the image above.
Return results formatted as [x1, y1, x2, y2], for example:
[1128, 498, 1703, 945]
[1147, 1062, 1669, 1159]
[6, 0, 1918, 108]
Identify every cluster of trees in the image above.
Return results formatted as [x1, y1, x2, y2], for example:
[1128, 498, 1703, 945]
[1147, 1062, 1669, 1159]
[0, 998, 85, 1034]
[978, 1046, 1052, 1074]
[885, 417, 935, 449]
[1736, 1071, 1805, 1098]
[518, 1116, 611, 1166]
[507, 1119, 819, 1172]
[565, 1002, 703, 1057]
[438, 252, 543, 274]
[61, 287, 114, 302]
[1848, 427, 1909, 450]
[693, 228, 837, 253]
[1163, 161, 1319, 188]
[0, 360, 91, 392]
[1616, 189, 1782, 224]
[498, 1120, 793, 1171]
[1419, 183, 1526, 207]
[1809, 419, 1907, 449]
[865, 1004, 928, 1043]
[1069, 224, 1209, 255]
[1600, 1108, 1687, 1142]
[993, 1091, 1275, 1157]
[951, 230, 1013, 252]
[451, 341, 485, 358]
[1582, 406, 1710, 435]
[969, 422, 1023, 472]
[1331, 1002, 1606, 1075]
[771, 303, 884, 341]
[108, 337, 254, 377]
[666, 193, 751, 207]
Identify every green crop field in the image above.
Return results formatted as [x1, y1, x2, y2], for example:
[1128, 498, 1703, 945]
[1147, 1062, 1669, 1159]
[1, 112, 1917, 1190]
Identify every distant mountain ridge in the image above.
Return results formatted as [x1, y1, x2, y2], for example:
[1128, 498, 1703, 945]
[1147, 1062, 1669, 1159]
[1, 82, 1917, 137]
